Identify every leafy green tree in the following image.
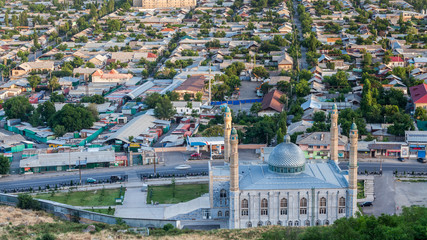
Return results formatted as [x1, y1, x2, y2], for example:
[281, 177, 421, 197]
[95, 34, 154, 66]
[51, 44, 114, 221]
[183, 93, 191, 101]
[195, 92, 203, 102]
[154, 96, 176, 119]
[167, 91, 180, 101]
[3, 96, 34, 121]
[363, 52, 372, 66]
[313, 111, 326, 122]
[202, 125, 223, 137]
[250, 102, 262, 115]
[48, 76, 60, 92]
[53, 125, 66, 137]
[144, 93, 162, 108]
[295, 80, 310, 97]
[0, 155, 10, 174]
[48, 104, 95, 132]
[38, 101, 56, 123]
[277, 128, 284, 144]
[253, 66, 269, 79]
[415, 107, 427, 121]
[28, 75, 41, 91]
[50, 92, 65, 102]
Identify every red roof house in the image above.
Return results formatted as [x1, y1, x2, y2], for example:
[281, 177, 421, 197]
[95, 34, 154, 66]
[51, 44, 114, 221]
[409, 83, 427, 109]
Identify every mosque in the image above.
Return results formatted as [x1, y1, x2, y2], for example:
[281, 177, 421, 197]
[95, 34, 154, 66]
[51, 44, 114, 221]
[208, 105, 358, 228]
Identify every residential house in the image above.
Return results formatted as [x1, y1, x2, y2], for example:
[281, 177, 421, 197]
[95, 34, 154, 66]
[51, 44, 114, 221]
[91, 69, 133, 83]
[258, 90, 284, 116]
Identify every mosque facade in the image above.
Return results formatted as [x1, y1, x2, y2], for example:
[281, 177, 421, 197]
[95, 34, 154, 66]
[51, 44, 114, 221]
[208, 105, 359, 229]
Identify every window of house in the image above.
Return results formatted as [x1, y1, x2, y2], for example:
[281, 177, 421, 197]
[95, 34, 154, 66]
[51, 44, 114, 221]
[305, 220, 310, 226]
[277, 220, 282, 226]
[319, 197, 327, 214]
[300, 197, 307, 215]
[295, 221, 300, 226]
[241, 199, 249, 216]
[218, 211, 222, 217]
[257, 221, 263, 227]
[288, 221, 293, 226]
[247, 222, 252, 228]
[261, 198, 268, 215]
[225, 211, 229, 217]
[280, 198, 288, 215]
[339, 197, 346, 214]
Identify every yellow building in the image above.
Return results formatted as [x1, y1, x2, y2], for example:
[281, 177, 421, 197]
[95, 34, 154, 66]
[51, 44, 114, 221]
[133, 0, 196, 8]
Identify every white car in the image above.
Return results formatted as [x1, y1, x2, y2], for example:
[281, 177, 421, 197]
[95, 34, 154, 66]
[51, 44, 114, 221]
[175, 164, 191, 170]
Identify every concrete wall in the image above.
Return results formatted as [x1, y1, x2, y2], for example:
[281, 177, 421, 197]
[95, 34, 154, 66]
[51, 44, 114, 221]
[164, 195, 210, 219]
[0, 193, 180, 229]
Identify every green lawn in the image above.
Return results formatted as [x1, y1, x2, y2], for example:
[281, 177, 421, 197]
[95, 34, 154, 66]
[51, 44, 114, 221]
[35, 188, 123, 207]
[357, 180, 365, 199]
[84, 208, 115, 215]
[147, 184, 208, 204]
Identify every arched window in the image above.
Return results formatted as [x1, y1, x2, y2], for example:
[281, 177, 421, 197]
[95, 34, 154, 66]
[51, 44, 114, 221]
[257, 221, 263, 227]
[305, 220, 310, 226]
[261, 198, 268, 215]
[300, 197, 307, 214]
[266, 221, 271, 226]
[339, 197, 346, 214]
[280, 198, 288, 215]
[277, 220, 282, 226]
[219, 189, 227, 206]
[241, 199, 249, 216]
[316, 220, 321, 226]
[218, 211, 222, 217]
[319, 197, 327, 214]
[325, 220, 330, 225]
[288, 221, 293, 226]
[295, 220, 299, 226]
[225, 211, 229, 217]
[247, 221, 252, 228]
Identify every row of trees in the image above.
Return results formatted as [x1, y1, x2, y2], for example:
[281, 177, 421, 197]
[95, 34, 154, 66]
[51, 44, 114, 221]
[3, 96, 97, 137]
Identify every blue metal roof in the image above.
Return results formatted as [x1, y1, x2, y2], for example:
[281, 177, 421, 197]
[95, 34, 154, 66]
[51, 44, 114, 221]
[238, 161, 348, 190]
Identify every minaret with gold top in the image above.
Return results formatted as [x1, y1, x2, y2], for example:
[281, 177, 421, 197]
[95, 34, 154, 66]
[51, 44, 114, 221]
[224, 106, 232, 162]
[348, 122, 358, 217]
[229, 127, 239, 228]
[330, 104, 339, 163]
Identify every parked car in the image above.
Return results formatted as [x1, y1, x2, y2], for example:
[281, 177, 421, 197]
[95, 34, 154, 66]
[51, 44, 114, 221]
[110, 175, 123, 182]
[86, 178, 97, 183]
[141, 183, 148, 192]
[175, 164, 191, 170]
[397, 157, 405, 162]
[417, 158, 427, 163]
[360, 201, 373, 207]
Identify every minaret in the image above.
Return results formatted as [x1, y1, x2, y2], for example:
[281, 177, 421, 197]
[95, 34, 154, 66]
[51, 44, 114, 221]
[348, 122, 358, 217]
[229, 128, 239, 228]
[224, 106, 232, 162]
[330, 104, 339, 163]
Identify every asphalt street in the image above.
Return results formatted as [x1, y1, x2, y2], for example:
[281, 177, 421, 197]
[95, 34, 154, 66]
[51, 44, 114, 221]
[0, 161, 425, 192]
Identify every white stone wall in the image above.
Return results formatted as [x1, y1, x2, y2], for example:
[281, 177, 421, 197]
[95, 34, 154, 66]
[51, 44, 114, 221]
[235, 189, 347, 228]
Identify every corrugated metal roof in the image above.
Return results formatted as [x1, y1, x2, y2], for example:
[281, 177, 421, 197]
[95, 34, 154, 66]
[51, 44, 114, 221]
[106, 114, 157, 143]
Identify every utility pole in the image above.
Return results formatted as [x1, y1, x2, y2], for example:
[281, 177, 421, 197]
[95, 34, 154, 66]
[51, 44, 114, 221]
[209, 63, 211, 105]
[78, 157, 82, 185]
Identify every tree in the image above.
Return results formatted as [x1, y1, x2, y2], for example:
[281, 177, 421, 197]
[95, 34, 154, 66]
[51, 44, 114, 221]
[17, 194, 40, 210]
[38, 101, 56, 123]
[415, 107, 427, 121]
[253, 66, 269, 79]
[195, 92, 203, 102]
[167, 91, 180, 101]
[48, 104, 95, 132]
[183, 93, 191, 101]
[202, 125, 223, 137]
[48, 76, 60, 92]
[107, 19, 121, 32]
[3, 96, 34, 121]
[0, 155, 10, 174]
[4, 12, 9, 27]
[250, 102, 262, 115]
[28, 75, 41, 91]
[144, 93, 162, 108]
[277, 128, 284, 144]
[53, 125, 66, 137]
[154, 96, 176, 119]
[363, 52, 372, 66]
[295, 80, 310, 97]
[50, 92, 65, 102]
[313, 111, 326, 122]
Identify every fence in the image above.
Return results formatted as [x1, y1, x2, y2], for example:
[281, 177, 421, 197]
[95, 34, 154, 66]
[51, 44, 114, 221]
[0, 193, 180, 229]
[210, 98, 262, 106]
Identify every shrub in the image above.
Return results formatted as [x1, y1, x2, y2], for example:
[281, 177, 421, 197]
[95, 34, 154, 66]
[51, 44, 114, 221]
[17, 194, 41, 210]
[163, 223, 174, 231]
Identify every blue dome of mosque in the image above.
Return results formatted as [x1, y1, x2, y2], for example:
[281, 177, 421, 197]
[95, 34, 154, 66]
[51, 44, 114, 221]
[267, 135, 306, 174]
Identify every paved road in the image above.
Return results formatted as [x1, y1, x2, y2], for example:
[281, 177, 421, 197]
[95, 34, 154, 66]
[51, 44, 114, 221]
[1, 161, 425, 192]
[292, 0, 309, 70]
